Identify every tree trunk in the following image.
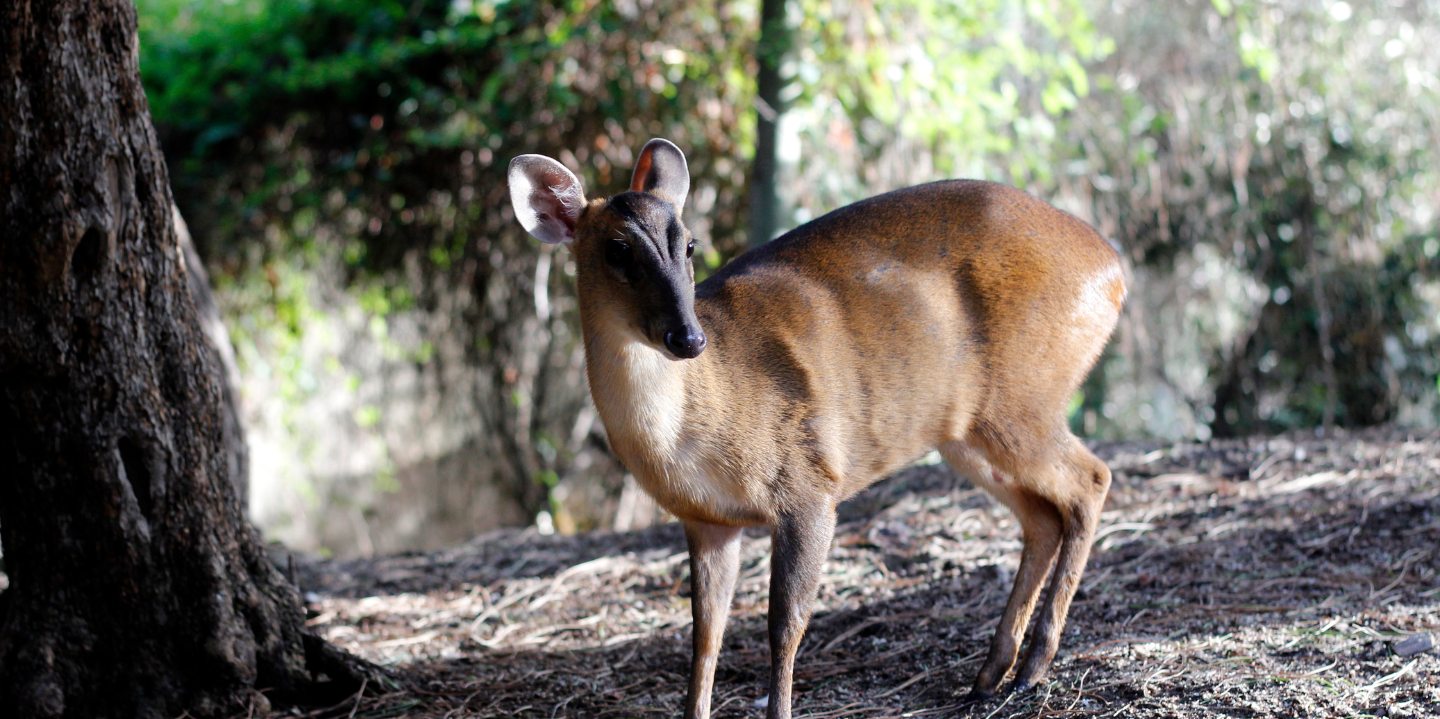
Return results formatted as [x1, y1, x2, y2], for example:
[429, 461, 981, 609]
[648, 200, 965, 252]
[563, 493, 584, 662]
[0, 2, 369, 716]
[176, 205, 250, 505]
[747, 0, 789, 247]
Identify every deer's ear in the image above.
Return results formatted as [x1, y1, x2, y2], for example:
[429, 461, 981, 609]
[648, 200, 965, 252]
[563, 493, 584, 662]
[629, 138, 690, 213]
[508, 154, 587, 245]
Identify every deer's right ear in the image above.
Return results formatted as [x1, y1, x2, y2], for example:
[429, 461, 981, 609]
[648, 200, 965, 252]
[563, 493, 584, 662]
[508, 154, 587, 245]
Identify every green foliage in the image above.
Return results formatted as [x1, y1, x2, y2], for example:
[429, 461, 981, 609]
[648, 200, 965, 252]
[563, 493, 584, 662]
[1058, 0, 1440, 436]
[142, 1, 492, 157]
[141, 0, 755, 261]
[790, 0, 1111, 201]
[139, 0, 755, 526]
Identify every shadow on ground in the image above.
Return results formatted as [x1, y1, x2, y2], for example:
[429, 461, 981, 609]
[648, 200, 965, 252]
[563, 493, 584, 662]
[293, 428, 1440, 718]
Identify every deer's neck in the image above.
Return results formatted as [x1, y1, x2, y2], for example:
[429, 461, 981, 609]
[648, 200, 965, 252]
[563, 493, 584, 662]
[577, 300, 769, 526]
[580, 314, 695, 470]
[581, 294, 792, 526]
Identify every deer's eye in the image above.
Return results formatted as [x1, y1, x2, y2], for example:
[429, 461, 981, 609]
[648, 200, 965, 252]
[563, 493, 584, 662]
[686, 240, 695, 258]
[605, 240, 632, 269]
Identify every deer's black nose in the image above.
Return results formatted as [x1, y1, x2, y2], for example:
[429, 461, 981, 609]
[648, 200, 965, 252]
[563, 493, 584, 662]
[663, 329, 707, 359]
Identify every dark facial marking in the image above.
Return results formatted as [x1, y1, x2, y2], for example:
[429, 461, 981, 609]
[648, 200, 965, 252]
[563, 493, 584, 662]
[607, 192, 686, 264]
[604, 238, 638, 281]
[604, 191, 705, 358]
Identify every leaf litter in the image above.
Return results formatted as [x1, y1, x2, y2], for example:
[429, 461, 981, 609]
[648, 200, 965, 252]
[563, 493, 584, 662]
[287, 428, 1439, 718]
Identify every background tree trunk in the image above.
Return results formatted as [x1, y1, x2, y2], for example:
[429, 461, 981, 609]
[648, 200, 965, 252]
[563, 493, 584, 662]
[747, 0, 789, 247]
[0, 1, 366, 716]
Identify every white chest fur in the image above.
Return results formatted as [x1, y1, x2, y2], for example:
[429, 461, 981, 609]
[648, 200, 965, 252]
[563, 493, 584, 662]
[586, 339, 757, 522]
[591, 340, 686, 455]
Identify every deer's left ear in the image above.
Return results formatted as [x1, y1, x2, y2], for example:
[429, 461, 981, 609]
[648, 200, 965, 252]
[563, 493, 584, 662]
[508, 154, 587, 245]
[630, 138, 690, 214]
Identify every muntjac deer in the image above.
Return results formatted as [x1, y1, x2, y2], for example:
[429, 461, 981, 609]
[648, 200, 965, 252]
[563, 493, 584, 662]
[508, 139, 1125, 719]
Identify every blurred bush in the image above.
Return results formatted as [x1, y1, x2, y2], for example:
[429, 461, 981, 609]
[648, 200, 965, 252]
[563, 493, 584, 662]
[137, 0, 1439, 553]
[140, 0, 755, 553]
[1051, 0, 1440, 438]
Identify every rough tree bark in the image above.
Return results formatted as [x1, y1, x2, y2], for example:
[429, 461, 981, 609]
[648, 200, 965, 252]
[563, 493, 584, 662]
[176, 205, 250, 504]
[0, 2, 369, 717]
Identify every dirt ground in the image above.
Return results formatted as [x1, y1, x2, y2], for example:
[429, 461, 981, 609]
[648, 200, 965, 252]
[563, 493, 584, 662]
[291, 428, 1440, 718]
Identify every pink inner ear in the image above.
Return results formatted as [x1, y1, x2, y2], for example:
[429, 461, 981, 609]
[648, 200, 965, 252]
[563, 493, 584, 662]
[509, 155, 586, 244]
[544, 179, 583, 232]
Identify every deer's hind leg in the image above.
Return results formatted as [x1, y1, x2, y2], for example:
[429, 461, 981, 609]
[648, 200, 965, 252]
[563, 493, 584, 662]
[939, 441, 1063, 698]
[1011, 436, 1111, 690]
